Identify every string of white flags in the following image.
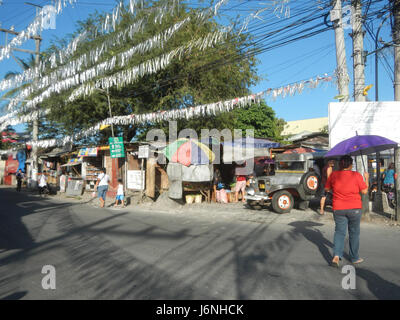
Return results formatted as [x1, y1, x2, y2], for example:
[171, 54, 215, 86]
[0, 0, 229, 95]
[8, 29, 228, 113]
[0, 0, 180, 93]
[0, 0, 77, 63]
[24, 74, 333, 149]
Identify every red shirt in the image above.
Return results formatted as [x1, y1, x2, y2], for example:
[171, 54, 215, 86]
[236, 175, 246, 181]
[325, 170, 367, 211]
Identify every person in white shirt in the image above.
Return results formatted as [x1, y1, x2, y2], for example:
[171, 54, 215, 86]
[114, 179, 125, 207]
[95, 168, 111, 208]
[38, 171, 48, 195]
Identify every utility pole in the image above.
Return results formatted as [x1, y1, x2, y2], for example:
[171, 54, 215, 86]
[392, 0, 400, 220]
[394, 0, 400, 101]
[350, 0, 369, 215]
[351, 0, 366, 102]
[332, 0, 350, 101]
[31, 36, 41, 188]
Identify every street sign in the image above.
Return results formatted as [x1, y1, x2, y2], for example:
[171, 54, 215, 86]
[109, 137, 125, 158]
[138, 145, 150, 159]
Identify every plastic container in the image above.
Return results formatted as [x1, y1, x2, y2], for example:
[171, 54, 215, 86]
[194, 194, 202, 203]
[186, 195, 194, 204]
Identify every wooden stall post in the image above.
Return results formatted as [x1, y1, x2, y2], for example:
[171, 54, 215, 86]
[146, 157, 156, 198]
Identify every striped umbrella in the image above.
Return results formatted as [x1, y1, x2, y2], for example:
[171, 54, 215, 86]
[164, 138, 215, 167]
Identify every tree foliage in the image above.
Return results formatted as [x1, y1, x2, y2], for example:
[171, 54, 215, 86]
[232, 101, 286, 142]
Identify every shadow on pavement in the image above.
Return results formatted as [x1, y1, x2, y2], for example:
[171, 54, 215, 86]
[0, 291, 28, 300]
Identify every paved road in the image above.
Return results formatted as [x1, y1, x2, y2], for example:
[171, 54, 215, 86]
[0, 187, 399, 300]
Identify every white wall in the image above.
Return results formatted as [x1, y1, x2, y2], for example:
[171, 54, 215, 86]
[329, 101, 400, 148]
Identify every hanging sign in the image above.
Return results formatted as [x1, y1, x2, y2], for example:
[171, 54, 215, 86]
[138, 145, 150, 159]
[109, 137, 125, 158]
[78, 147, 98, 157]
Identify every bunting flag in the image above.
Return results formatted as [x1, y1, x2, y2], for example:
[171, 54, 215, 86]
[4, 0, 230, 112]
[0, 0, 229, 95]
[9, 29, 228, 113]
[25, 74, 334, 149]
[0, 0, 77, 63]
[0, 109, 50, 132]
[363, 84, 373, 96]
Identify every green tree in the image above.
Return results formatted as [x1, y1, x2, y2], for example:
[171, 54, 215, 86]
[232, 101, 285, 142]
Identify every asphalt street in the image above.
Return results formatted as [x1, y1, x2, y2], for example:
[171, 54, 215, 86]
[0, 187, 399, 300]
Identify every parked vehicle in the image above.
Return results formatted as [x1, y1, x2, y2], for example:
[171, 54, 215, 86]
[245, 152, 326, 213]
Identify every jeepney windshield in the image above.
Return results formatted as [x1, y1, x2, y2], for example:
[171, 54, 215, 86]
[276, 161, 305, 172]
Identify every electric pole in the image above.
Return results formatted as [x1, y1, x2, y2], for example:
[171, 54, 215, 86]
[332, 0, 350, 101]
[392, 0, 400, 220]
[393, 0, 400, 101]
[31, 36, 41, 188]
[351, 0, 366, 102]
[350, 0, 369, 215]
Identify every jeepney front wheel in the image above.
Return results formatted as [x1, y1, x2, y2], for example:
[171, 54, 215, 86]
[271, 190, 294, 214]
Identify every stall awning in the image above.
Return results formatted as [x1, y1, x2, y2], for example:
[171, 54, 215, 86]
[60, 162, 82, 167]
[222, 138, 280, 162]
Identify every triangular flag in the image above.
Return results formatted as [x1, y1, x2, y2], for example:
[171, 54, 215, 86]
[100, 124, 110, 130]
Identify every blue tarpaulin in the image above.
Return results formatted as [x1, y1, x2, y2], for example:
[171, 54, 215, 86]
[17, 149, 26, 173]
[222, 137, 280, 148]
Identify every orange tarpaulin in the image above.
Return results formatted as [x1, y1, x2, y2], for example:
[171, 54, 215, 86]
[283, 147, 315, 154]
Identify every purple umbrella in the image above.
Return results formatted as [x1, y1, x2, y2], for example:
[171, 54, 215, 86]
[325, 135, 398, 158]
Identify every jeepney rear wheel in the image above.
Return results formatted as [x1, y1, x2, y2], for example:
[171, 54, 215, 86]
[301, 171, 320, 195]
[271, 190, 294, 214]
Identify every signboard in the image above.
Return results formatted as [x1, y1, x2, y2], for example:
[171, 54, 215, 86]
[78, 147, 98, 157]
[68, 157, 83, 165]
[66, 178, 84, 196]
[109, 137, 125, 158]
[127, 170, 145, 190]
[329, 101, 400, 148]
[138, 145, 150, 159]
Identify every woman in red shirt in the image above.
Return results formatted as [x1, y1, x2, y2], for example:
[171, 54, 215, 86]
[325, 155, 369, 267]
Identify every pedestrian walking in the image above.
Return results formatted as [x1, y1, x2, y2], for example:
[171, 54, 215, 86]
[114, 179, 126, 207]
[319, 159, 335, 215]
[95, 168, 111, 208]
[16, 169, 24, 192]
[324, 155, 369, 267]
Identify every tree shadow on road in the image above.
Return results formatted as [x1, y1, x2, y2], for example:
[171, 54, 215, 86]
[355, 268, 400, 299]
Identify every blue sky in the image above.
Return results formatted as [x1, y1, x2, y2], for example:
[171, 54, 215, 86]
[0, 0, 395, 130]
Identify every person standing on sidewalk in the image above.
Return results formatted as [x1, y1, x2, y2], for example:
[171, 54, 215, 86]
[319, 159, 335, 215]
[324, 155, 369, 267]
[95, 168, 111, 208]
[114, 179, 126, 208]
[16, 169, 24, 192]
